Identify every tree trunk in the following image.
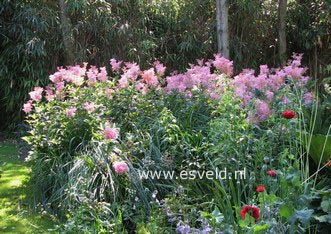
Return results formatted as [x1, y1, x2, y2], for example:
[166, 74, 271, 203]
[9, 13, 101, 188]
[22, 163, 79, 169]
[278, 0, 287, 66]
[216, 0, 229, 59]
[59, 0, 74, 64]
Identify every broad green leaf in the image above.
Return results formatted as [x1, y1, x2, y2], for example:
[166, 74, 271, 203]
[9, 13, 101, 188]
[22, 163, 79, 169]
[321, 199, 331, 212]
[280, 205, 293, 219]
[253, 223, 269, 233]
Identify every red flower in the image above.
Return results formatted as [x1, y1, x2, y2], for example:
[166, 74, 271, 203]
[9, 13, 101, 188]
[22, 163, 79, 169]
[267, 170, 277, 177]
[256, 185, 265, 192]
[282, 110, 296, 119]
[240, 205, 260, 221]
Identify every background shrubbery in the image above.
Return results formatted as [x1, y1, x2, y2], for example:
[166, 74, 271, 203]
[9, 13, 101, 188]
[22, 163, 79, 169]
[1, 0, 331, 130]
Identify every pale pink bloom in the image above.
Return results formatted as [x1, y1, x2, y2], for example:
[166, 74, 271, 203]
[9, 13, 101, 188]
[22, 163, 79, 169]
[23, 101, 33, 113]
[118, 76, 129, 88]
[105, 88, 114, 99]
[56, 81, 65, 91]
[185, 91, 193, 98]
[265, 90, 274, 102]
[110, 58, 122, 71]
[283, 54, 307, 81]
[103, 127, 119, 141]
[46, 94, 55, 101]
[212, 54, 233, 76]
[45, 85, 55, 101]
[154, 61, 166, 76]
[61, 74, 71, 83]
[97, 67, 108, 81]
[259, 65, 269, 75]
[71, 75, 84, 86]
[291, 53, 304, 66]
[268, 74, 284, 91]
[135, 82, 145, 91]
[210, 92, 219, 100]
[242, 92, 254, 105]
[55, 91, 66, 100]
[66, 107, 77, 117]
[60, 68, 73, 83]
[284, 66, 306, 80]
[255, 100, 272, 121]
[123, 62, 140, 81]
[166, 74, 185, 93]
[84, 102, 95, 112]
[113, 161, 129, 175]
[281, 97, 291, 104]
[183, 75, 195, 89]
[177, 82, 186, 93]
[49, 72, 63, 83]
[301, 76, 310, 84]
[87, 66, 98, 86]
[252, 75, 268, 90]
[29, 87, 43, 102]
[69, 64, 86, 77]
[141, 86, 148, 95]
[196, 59, 204, 66]
[142, 68, 159, 87]
[303, 92, 313, 105]
[45, 85, 54, 95]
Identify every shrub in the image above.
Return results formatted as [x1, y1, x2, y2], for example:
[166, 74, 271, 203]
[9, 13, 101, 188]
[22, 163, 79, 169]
[24, 54, 322, 232]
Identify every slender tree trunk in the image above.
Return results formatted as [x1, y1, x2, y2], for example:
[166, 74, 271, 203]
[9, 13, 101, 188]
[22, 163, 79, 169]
[216, 0, 229, 58]
[59, 0, 74, 64]
[278, 0, 287, 66]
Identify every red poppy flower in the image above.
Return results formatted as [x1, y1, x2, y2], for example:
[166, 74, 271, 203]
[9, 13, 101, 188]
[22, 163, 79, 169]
[256, 185, 265, 192]
[282, 110, 296, 119]
[240, 205, 260, 221]
[267, 170, 277, 177]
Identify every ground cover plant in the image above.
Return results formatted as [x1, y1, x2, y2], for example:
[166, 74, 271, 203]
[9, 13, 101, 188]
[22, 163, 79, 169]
[22, 54, 331, 233]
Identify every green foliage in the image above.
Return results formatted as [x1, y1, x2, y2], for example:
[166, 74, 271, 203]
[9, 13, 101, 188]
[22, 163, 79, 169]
[0, 1, 61, 129]
[0, 142, 57, 233]
[2, 0, 331, 131]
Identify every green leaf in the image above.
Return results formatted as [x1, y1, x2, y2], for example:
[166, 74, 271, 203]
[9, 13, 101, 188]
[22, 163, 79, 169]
[295, 209, 314, 223]
[314, 214, 331, 223]
[260, 194, 278, 204]
[306, 134, 331, 164]
[238, 220, 247, 228]
[253, 223, 269, 233]
[136, 222, 150, 234]
[211, 208, 224, 223]
[280, 205, 294, 219]
[321, 199, 331, 212]
[200, 211, 211, 218]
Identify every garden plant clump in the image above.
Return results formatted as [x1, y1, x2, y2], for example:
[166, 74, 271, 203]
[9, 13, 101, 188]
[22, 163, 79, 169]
[23, 54, 330, 233]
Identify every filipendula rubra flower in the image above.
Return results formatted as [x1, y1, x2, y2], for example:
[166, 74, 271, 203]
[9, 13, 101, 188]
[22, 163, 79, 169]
[267, 170, 277, 177]
[103, 126, 119, 141]
[282, 110, 296, 119]
[256, 185, 265, 193]
[113, 161, 129, 175]
[23, 101, 33, 113]
[66, 107, 77, 117]
[240, 205, 260, 221]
